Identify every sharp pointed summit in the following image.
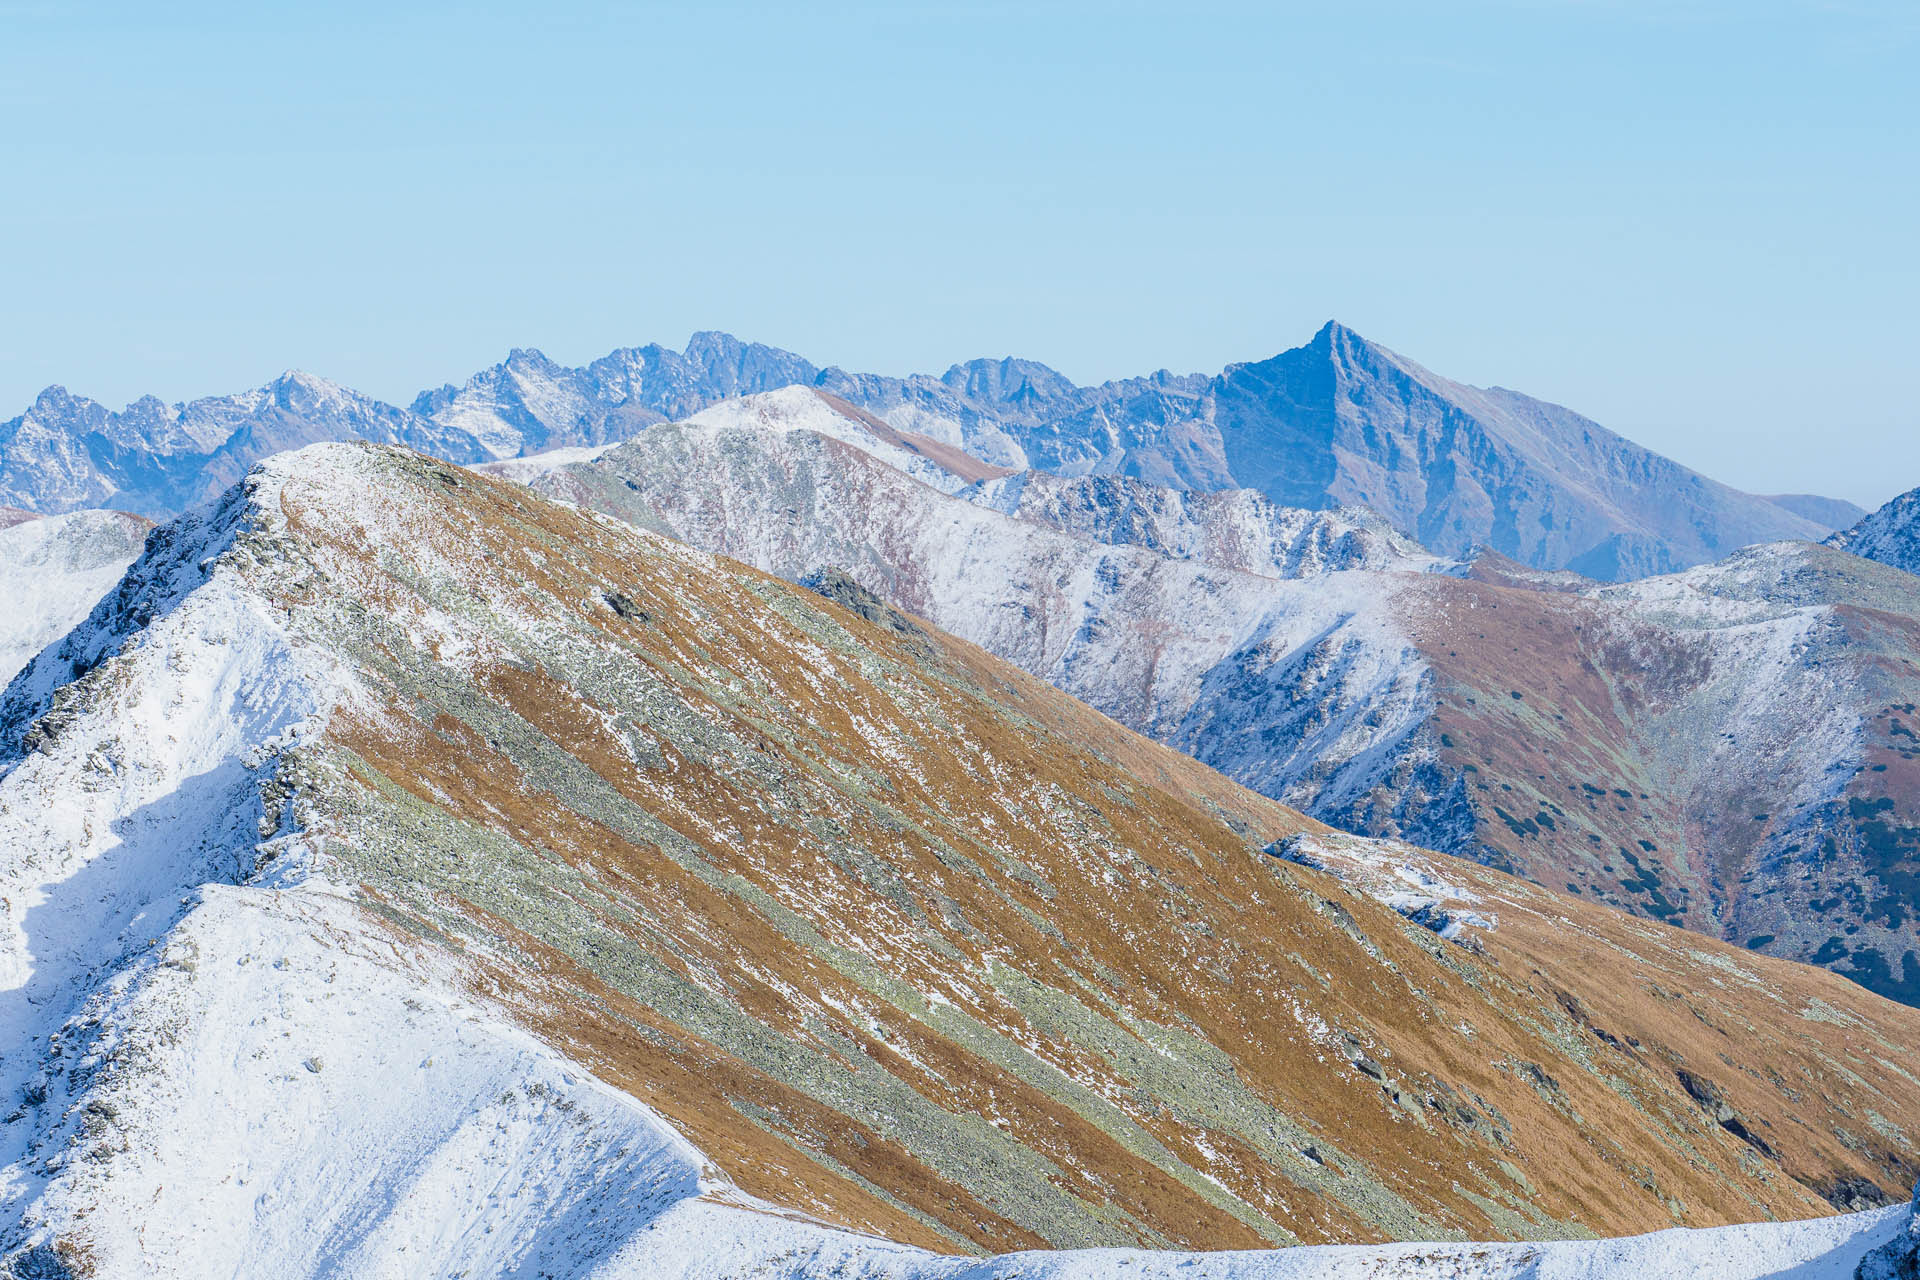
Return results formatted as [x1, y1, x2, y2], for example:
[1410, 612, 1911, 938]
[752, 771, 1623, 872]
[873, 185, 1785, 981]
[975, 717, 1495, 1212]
[0, 324, 1865, 578]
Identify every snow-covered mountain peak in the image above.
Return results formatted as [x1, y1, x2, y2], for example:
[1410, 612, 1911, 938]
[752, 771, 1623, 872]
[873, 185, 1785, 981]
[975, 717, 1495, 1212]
[22, 386, 95, 418]
[264, 368, 371, 412]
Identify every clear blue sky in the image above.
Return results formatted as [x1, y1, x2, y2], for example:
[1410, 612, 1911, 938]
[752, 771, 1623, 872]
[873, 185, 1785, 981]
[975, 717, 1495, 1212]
[2, 1, 1914, 505]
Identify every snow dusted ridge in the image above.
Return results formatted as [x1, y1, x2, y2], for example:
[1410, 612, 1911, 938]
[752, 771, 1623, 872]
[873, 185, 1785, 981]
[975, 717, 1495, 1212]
[515, 397, 1920, 1004]
[520, 402, 1449, 824]
[0, 510, 150, 686]
[684, 385, 1017, 494]
[1, 442, 1916, 1276]
[0, 448, 782, 1275]
[1266, 832, 1498, 944]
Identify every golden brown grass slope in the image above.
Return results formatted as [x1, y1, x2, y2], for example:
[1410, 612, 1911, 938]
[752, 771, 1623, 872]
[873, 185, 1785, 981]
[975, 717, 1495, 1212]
[240, 444, 1920, 1254]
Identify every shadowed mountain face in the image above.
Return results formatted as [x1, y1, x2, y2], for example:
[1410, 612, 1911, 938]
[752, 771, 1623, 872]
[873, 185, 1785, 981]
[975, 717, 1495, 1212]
[514, 394, 1920, 1008]
[0, 326, 1850, 578]
[5, 442, 1918, 1268]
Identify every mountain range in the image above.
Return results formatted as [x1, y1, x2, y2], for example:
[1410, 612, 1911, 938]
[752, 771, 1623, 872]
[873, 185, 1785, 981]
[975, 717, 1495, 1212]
[2, 441, 1918, 1276]
[500, 388, 1920, 1009]
[0, 325, 1863, 579]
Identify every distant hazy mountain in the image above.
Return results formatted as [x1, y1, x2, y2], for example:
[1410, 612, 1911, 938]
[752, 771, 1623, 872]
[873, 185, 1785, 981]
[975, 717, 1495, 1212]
[408, 331, 820, 457]
[1202, 324, 1834, 578]
[0, 325, 1856, 577]
[0, 373, 486, 517]
[1828, 485, 1920, 576]
[1769, 492, 1869, 529]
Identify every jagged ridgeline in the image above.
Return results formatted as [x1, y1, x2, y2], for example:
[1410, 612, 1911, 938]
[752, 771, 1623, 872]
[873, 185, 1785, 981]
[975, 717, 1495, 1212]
[9, 443, 1919, 1255]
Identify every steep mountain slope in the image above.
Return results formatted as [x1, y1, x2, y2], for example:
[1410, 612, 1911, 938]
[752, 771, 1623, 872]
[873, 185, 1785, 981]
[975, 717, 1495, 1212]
[2, 328, 1853, 577]
[1829, 486, 1920, 576]
[0, 508, 151, 682]
[1203, 324, 1830, 578]
[5, 443, 1918, 1275]
[962, 469, 1438, 577]
[1407, 546, 1920, 998]
[524, 398, 1920, 1006]
[515, 408, 1444, 820]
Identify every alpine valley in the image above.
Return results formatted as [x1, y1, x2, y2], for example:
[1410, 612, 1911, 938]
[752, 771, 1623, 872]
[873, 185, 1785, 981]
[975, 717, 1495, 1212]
[1, 331, 1918, 1279]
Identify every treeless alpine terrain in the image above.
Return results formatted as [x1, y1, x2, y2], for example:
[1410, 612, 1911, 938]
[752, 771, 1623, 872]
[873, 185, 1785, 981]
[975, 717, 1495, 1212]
[3, 444, 1917, 1271]
[516, 396, 1920, 1010]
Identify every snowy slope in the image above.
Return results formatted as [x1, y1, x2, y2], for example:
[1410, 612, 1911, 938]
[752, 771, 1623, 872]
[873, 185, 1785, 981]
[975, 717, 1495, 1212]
[0, 452, 760, 1275]
[0, 509, 150, 684]
[4, 442, 1917, 1275]
[963, 470, 1442, 577]
[16, 857, 1907, 1280]
[649, 1207, 1907, 1279]
[684, 385, 1016, 493]
[1828, 484, 1920, 576]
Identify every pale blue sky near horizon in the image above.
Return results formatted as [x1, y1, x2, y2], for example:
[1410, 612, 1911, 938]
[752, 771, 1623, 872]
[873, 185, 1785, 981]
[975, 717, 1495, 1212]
[0, 1, 1914, 506]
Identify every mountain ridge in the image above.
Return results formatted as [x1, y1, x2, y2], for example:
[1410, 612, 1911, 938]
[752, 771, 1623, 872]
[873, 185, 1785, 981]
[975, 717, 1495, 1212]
[6, 441, 1919, 1274]
[1, 325, 1856, 578]
[507, 391, 1920, 1007]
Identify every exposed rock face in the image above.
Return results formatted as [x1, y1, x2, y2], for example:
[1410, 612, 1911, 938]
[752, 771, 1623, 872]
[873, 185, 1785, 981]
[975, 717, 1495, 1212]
[5, 442, 1918, 1273]
[1831, 486, 1920, 578]
[522, 398, 1920, 1006]
[1, 327, 1851, 577]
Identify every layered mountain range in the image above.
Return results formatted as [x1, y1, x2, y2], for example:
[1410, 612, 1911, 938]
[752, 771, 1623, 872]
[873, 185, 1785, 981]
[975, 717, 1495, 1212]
[0, 325, 1860, 578]
[2, 441, 1918, 1277]
[501, 389, 1920, 1008]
